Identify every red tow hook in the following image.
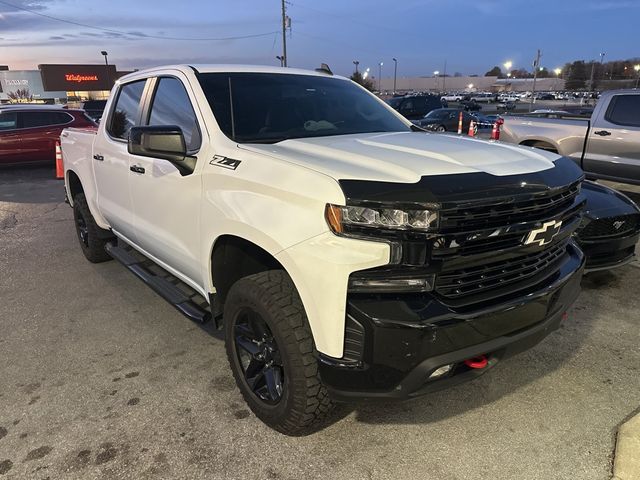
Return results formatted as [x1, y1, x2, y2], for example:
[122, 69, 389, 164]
[464, 355, 488, 369]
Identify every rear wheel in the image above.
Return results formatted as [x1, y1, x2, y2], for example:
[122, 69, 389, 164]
[73, 193, 112, 263]
[224, 270, 334, 436]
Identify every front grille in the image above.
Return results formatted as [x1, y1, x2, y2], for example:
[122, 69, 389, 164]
[435, 241, 568, 301]
[577, 214, 640, 240]
[439, 181, 581, 233]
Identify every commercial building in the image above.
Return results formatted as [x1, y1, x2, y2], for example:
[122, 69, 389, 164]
[0, 64, 132, 104]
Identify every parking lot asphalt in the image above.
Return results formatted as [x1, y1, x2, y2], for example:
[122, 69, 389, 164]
[1, 166, 639, 480]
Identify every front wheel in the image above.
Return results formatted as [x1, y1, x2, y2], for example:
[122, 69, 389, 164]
[224, 270, 334, 436]
[436, 125, 446, 132]
[73, 193, 112, 263]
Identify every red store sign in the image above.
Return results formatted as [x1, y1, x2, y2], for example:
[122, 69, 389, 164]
[65, 74, 99, 83]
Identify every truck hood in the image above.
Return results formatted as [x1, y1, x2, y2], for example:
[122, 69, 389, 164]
[239, 131, 558, 184]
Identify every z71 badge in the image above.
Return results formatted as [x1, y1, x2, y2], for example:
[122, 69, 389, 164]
[211, 155, 241, 170]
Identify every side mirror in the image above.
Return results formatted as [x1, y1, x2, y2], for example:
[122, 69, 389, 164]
[128, 125, 186, 163]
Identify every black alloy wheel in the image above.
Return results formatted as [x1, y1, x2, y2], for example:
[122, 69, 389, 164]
[75, 208, 89, 247]
[233, 307, 285, 404]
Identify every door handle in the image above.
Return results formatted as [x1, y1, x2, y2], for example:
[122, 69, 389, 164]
[129, 165, 145, 174]
[594, 130, 611, 136]
[93, 154, 104, 161]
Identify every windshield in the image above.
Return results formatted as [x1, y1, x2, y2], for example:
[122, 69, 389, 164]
[387, 97, 402, 108]
[197, 72, 410, 143]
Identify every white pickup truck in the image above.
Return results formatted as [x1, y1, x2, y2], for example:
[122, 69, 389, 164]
[62, 64, 586, 435]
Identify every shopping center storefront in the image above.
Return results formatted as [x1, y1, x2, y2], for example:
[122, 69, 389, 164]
[0, 63, 130, 104]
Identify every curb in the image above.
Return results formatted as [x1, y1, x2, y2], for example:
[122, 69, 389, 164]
[612, 411, 640, 480]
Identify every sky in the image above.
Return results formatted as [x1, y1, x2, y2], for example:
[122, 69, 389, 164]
[0, 0, 638, 78]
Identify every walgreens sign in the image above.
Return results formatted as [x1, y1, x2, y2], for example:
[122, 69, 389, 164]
[65, 74, 99, 83]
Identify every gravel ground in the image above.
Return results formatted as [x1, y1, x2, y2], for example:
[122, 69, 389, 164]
[0, 166, 639, 480]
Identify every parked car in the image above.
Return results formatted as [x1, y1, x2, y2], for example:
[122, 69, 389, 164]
[413, 108, 474, 132]
[441, 93, 464, 102]
[0, 106, 96, 166]
[61, 64, 585, 435]
[460, 99, 482, 111]
[470, 112, 500, 128]
[500, 89, 640, 185]
[387, 94, 443, 120]
[577, 181, 640, 271]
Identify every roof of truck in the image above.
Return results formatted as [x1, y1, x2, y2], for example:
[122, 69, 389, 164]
[117, 64, 348, 84]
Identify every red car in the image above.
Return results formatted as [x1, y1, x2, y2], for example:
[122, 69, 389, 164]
[0, 106, 96, 166]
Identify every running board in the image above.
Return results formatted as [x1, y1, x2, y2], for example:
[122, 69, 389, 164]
[105, 241, 212, 324]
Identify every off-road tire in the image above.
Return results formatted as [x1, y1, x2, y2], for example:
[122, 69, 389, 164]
[224, 270, 334, 436]
[73, 193, 112, 263]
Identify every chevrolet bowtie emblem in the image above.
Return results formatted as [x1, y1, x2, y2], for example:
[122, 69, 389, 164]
[524, 220, 562, 246]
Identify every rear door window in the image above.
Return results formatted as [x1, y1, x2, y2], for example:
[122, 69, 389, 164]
[147, 77, 201, 151]
[604, 95, 640, 127]
[18, 111, 73, 129]
[107, 80, 147, 140]
[0, 112, 17, 131]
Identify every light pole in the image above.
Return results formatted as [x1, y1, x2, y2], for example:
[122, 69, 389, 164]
[554, 68, 563, 90]
[378, 62, 383, 92]
[276, 56, 284, 67]
[433, 71, 439, 92]
[392, 58, 398, 94]
[101, 51, 111, 92]
[353, 60, 359, 74]
[503, 61, 512, 77]
[635, 64, 640, 88]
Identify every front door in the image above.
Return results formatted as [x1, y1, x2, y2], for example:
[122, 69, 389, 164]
[583, 93, 640, 183]
[93, 78, 148, 242]
[127, 75, 204, 284]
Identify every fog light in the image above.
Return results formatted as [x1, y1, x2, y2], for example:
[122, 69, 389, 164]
[428, 364, 453, 380]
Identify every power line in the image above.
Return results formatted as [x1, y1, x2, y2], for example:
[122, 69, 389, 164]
[0, 0, 279, 41]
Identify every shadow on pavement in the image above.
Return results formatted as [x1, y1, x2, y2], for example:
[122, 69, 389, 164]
[0, 166, 63, 204]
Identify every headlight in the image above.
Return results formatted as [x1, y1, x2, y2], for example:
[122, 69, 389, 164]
[326, 203, 438, 235]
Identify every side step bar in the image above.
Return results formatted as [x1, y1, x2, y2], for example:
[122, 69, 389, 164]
[105, 242, 212, 324]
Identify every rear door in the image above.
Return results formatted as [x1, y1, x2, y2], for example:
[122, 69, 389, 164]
[93, 79, 148, 242]
[583, 93, 640, 183]
[127, 75, 204, 282]
[0, 112, 21, 164]
[17, 111, 74, 162]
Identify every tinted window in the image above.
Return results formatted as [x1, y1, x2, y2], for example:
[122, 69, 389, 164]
[605, 95, 640, 127]
[108, 80, 146, 140]
[148, 77, 201, 151]
[197, 73, 409, 144]
[19, 111, 73, 128]
[412, 97, 427, 109]
[0, 112, 17, 131]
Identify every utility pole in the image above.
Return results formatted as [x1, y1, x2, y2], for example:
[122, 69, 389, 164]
[281, 0, 288, 67]
[529, 49, 542, 112]
[392, 58, 398, 94]
[442, 60, 447, 93]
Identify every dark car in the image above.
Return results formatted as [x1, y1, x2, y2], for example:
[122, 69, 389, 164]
[413, 108, 474, 132]
[470, 112, 500, 129]
[0, 106, 96, 166]
[79, 100, 108, 122]
[387, 94, 442, 120]
[460, 99, 482, 111]
[576, 181, 640, 271]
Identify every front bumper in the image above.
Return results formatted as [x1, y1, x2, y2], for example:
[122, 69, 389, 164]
[319, 242, 584, 401]
[577, 232, 639, 272]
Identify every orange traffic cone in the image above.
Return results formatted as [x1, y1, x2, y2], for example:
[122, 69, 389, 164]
[55, 140, 64, 180]
[467, 120, 476, 137]
[457, 111, 463, 134]
[491, 118, 504, 140]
